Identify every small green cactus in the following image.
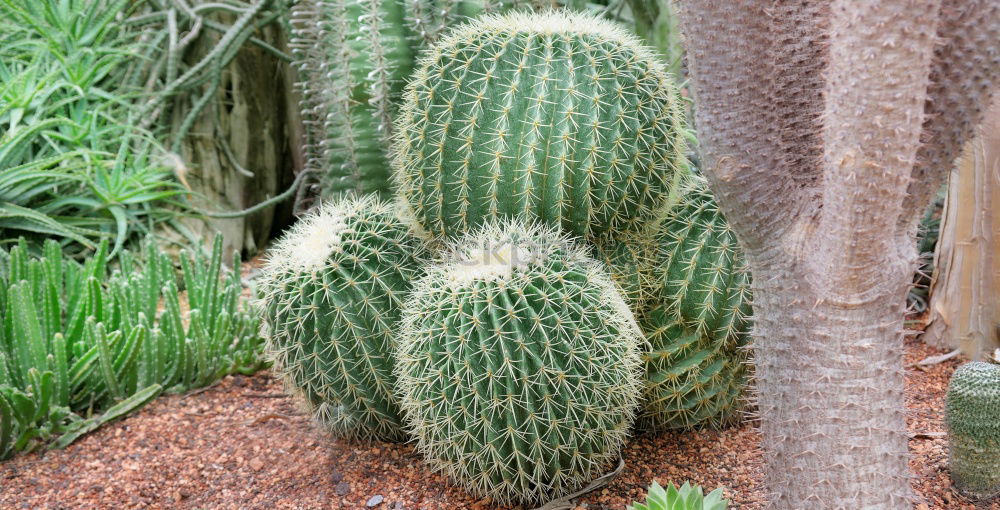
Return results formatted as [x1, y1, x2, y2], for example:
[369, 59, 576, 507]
[258, 195, 429, 441]
[946, 361, 1000, 501]
[628, 481, 730, 510]
[393, 10, 687, 240]
[639, 175, 752, 431]
[289, 0, 415, 197]
[395, 219, 643, 505]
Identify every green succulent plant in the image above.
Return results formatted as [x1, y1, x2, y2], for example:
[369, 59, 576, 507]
[257, 194, 429, 441]
[628, 481, 730, 510]
[946, 361, 1000, 501]
[393, 10, 687, 240]
[0, 235, 263, 459]
[639, 175, 752, 431]
[395, 219, 643, 505]
[289, 0, 548, 199]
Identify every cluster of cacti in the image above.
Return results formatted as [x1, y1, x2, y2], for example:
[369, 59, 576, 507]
[395, 220, 643, 504]
[0, 235, 264, 459]
[393, 10, 687, 239]
[266, 9, 751, 506]
[946, 361, 1000, 501]
[257, 195, 430, 441]
[628, 481, 730, 510]
[638, 175, 752, 431]
[289, 0, 540, 198]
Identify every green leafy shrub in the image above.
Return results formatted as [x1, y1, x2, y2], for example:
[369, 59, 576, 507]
[0, 235, 265, 459]
[0, 0, 185, 256]
[946, 361, 1000, 501]
[628, 481, 729, 510]
[258, 195, 430, 441]
[394, 10, 687, 240]
[395, 220, 643, 505]
[638, 175, 752, 431]
[1, 0, 295, 256]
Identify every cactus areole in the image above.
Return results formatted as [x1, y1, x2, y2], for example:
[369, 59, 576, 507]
[393, 11, 687, 240]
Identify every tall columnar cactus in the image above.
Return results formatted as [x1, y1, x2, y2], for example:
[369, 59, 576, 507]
[639, 175, 752, 431]
[258, 195, 429, 441]
[404, 0, 522, 47]
[946, 361, 1000, 501]
[393, 10, 687, 240]
[395, 220, 643, 504]
[289, 0, 414, 197]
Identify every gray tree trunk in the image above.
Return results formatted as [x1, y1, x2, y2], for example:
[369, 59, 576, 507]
[926, 96, 1000, 360]
[676, 1, 1000, 507]
[169, 12, 299, 258]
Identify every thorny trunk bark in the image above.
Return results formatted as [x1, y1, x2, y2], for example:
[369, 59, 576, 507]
[752, 261, 913, 508]
[677, 0, 1000, 508]
[926, 96, 1000, 359]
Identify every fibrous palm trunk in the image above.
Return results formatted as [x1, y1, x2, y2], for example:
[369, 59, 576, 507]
[926, 96, 1000, 361]
[676, 1, 1000, 507]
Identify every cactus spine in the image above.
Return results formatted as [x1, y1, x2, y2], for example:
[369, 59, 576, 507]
[592, 234, 656, 311]
[289, 0, 414, 197]
[258, 195, 429, 441]
[946, 361, 1000, 501]
[395, 220, 643, 504]
[393, 10, 687, 240]
[639, 175, 752, 431]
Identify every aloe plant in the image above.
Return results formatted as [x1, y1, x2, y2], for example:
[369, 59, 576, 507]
[628, 481, 729, 510]
[0, 234, 265, 459]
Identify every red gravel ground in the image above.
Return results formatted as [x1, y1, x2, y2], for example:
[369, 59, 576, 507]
[0, 336, 996, 509]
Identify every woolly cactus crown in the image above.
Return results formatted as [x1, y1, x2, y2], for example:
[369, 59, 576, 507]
[393, 9, 687, 239]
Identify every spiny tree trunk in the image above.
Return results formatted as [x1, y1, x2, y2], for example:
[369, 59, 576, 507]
[926, 96, 1000, 360]
[676, 1, 1000, 507]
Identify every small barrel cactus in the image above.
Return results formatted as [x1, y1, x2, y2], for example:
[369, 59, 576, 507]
[257, 195, 429, 441]
[639, 175, 752, 431]
[289, 0, 415, 197]
[393, 10, 687, 240]
[395, 220, 643, 504]
[946, 361, 1000, 501]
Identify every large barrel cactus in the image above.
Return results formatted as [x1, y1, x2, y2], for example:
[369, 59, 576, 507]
[946, 361, 1000, 501]
[258, 195, 429, 441]
[639, 175, 752, 431]
[395, 220, 643, 504]
[289, 0, 414, 197]
[393, 10, 687, 240]
[592, 234, 656, 310]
